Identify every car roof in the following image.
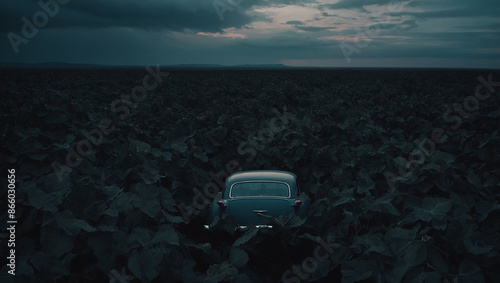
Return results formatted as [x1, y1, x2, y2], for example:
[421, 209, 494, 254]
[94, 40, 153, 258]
[226, 170, 296, 187]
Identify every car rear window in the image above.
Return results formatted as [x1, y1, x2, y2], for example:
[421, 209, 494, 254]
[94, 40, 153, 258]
[230, 182, 290, 198]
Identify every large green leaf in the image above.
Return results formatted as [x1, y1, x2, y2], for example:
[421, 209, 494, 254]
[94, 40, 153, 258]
[130, 139, 152, 154]
[27, 185, 61, 213]
[139, 160, 162, 184]
[206, 262, 238, 282]
[233, 227, 259, 247]
[150, 224, 180, 246]
[356, 233, 391, 256]
[135, 198, 161, 218]
[463, 237, 494, 255]
[128, 247, 164, 281]
[44, 210, 97, 236]
[411, 197, 454, 222]
[128, 227, 153, 248]
[88, 232, 115, 271]
[40, 225, 74, 259]
[427, 247, 449, 274]
[229, 247, 249, 268]
[170, 139, 188, 153]
[458, 260, 484, 283]
[341, 259, 374, 283]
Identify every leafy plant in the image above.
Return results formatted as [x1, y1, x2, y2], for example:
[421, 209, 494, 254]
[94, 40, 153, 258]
[2, 68, 499, 282]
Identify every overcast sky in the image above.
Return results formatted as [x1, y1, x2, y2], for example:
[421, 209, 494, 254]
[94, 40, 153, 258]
[1, 0, 499, 68]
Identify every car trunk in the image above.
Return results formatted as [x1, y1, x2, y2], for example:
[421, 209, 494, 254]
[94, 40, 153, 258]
[226, 198, 290, 225]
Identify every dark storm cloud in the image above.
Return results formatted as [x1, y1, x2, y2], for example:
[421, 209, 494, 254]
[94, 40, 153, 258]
[323, 0, 500, 19]
[360, 19, 419, 33]
[322, 0, 400, 10]
[295, 26, 333, 32]
[1, 0, 498, 67]
[394, 19, 419, 31]
[284, 20, 334, 32]
[453, 23, 500, 31]
[392, 7, 500, 19]
[0, 0, 269, 34]
[258, 0, 319, 6]
[343, 30, 500, 59]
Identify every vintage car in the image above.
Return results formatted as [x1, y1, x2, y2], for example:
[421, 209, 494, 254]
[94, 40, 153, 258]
[204, 170, 310, 230]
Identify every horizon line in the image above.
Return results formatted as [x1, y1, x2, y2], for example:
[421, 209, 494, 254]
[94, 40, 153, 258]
[1, 61, 499, 70]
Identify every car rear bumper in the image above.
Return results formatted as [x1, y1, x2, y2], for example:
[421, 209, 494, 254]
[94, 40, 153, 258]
[237, 224, 273, 230]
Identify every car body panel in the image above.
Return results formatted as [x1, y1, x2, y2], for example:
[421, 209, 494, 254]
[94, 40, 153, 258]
[226, 198, 291, 225]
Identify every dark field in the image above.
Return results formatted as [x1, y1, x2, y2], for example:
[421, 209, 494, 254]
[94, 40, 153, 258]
[1, 68, 499, 282]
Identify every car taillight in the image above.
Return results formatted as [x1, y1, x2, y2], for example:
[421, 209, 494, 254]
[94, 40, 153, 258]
[292, 199, 302, 207]
[217, 200, 227, 207]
